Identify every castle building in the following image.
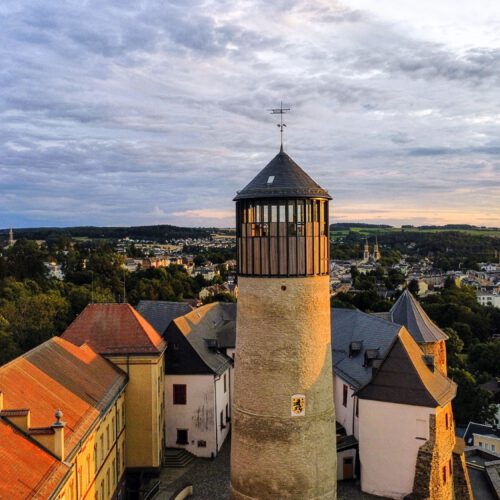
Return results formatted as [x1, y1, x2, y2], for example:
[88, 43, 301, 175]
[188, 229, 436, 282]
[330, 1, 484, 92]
[62, 304, 166, 488]
[163, 302, 233, 458]
[386, 289, 449, 375]
[230, 149, 337, 499]
[0, 336, 127, 499]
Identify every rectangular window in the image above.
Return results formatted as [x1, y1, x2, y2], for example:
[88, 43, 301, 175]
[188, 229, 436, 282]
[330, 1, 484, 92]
[226, 403, 230, 422]
[106, 425, 110, 451]
[342, 384, 348, 407]
[173, 384, 187, 405]
[355, 397, 359, 417]
[220, 411, 226, 430]
[176, 429, 188, 445]
[224, 373, 227, 393]
[445, 413, 449, 430]
[442, 465, 447, 484]
[492, 444, 496, 452]
[449, 459, 452, 476]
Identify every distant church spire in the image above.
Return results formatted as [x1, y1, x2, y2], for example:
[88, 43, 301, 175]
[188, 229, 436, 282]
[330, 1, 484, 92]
[373, 236, 381, 261]
[363, 238, 370, 262]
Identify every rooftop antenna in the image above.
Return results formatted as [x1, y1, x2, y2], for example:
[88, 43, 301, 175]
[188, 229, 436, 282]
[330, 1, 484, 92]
[122, 269, 127, 304]
[270, 101, 290, 153]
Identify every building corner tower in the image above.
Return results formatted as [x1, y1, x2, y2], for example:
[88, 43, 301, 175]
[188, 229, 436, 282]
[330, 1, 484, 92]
[230, 149, 337, 499]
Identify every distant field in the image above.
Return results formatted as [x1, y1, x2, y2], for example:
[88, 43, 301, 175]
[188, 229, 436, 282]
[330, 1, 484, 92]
[331, 227, 500, 238]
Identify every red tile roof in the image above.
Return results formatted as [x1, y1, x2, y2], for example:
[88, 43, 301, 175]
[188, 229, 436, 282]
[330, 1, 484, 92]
[62, 303, 166, 355]
[0, 336, 126, 497]
[0, 421, 68, 499]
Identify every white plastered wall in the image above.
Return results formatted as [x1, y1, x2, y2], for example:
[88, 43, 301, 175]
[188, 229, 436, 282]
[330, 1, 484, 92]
[359, 399, 434, 499]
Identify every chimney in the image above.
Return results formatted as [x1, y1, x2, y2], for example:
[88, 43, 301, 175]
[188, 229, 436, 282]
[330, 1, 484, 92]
[52, 409, 65, 460]
[0, 394, 31, 431]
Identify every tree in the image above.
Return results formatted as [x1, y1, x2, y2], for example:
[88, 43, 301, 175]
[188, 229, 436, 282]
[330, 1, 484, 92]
[202, 293, 236, 304]
[469, 342, 500, 377]
[442, 328, 464, 368]
[5, 240, 47, 282]
[448, 367, 497, 425]
[408, 279, 420, 296]
[0, 316, 19, 365]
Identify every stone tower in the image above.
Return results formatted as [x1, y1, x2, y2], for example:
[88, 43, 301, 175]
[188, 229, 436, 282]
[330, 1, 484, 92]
[363, 238, 370, 262]
[230, 149, 337, 499]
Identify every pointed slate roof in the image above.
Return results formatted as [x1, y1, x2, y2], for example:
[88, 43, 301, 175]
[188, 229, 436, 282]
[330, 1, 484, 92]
[234, 150, 331, 200]
[390, 289, 448, 343]
[62, 303, 166, 355]
[356, 328, 456, 408]
[331, 308, 402, 389]
[135, 300, 193, 336]
[166, 302, 233, 376]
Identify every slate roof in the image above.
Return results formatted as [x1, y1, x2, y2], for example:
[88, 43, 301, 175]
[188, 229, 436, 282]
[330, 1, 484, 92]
[390, 289, 448, 343]
[62, 303, 166, 355]
[0, 337, 126, 497]
[169, 302, 234, 375]
[463, 422, 500, 447]
[356, 328, 456, 408]
[331, 308, 402, 389]
[234, 150, 331, 200]
[135, 300, 193, 336]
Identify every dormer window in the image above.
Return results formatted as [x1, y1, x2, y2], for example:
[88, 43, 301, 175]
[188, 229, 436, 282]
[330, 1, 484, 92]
[364, 349, 379, 367]
[349, 341, 362, 357]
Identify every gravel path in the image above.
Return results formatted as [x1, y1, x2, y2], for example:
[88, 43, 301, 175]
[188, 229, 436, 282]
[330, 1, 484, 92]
[156, 436, 386, 500]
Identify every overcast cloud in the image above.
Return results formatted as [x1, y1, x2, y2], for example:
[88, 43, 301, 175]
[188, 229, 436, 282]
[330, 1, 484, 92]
[1, 0, 500, 228]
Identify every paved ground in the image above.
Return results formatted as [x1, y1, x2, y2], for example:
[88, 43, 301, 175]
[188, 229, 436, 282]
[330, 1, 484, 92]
[156, 437, 386, 499]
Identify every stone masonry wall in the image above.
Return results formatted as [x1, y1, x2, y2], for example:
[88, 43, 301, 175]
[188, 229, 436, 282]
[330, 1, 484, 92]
[421, 341, 447, 377]
[230, 276, 336, 500]
[409, 404, 456, 500]
[452, 448, 474, 500]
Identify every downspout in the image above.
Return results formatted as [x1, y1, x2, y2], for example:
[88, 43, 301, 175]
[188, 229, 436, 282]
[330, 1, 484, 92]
[214, 375, 218, 456]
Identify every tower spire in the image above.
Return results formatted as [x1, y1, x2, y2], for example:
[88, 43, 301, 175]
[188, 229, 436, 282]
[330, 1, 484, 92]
[270, 101, 290, 152]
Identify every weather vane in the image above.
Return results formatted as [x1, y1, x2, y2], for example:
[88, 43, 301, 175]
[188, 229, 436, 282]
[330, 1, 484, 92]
[270, 101, 290, 152]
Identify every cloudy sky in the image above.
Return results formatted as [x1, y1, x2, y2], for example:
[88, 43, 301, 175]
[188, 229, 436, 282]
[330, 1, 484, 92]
[2, 0, 500, 229]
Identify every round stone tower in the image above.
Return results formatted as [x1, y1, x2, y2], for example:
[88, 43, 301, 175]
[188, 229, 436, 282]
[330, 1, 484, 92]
[230, 149, 337, 499]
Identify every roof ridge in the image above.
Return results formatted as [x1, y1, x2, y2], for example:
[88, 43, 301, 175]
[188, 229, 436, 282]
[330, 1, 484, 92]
[127, 304, 162, 349]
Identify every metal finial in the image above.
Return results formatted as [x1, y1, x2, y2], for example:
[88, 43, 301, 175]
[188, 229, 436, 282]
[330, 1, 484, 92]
[269, 101, 290, 152]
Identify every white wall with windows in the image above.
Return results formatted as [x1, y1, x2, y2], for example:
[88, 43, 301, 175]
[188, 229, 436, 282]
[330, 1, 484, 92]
[165, 369, 231, 458]
[334, 375, 359, 438]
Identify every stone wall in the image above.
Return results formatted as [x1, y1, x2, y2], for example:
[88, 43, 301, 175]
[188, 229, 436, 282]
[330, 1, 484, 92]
[230, 276, 336, 499]
[421, 341, 447, 377]
[452, 445, 474, 500]
[409, 404, 456, 499]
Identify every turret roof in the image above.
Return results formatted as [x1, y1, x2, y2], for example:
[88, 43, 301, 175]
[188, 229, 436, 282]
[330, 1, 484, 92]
[390, 289, 448, 343]
[234, 150, 331, 200]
